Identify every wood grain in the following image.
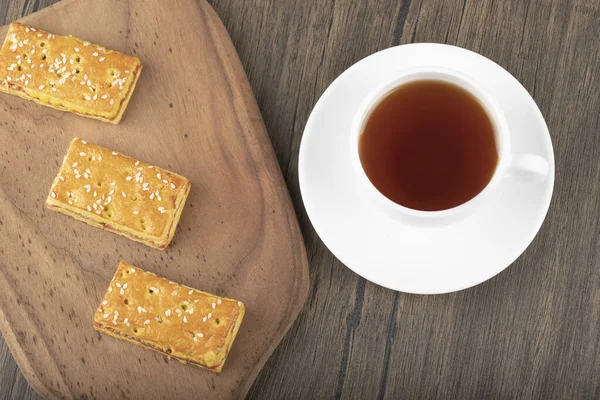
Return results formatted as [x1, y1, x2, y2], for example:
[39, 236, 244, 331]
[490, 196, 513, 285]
[0, 0, 309, 399]
[3, 0, 600, 399]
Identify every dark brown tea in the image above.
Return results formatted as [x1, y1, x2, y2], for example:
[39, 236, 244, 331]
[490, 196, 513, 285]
[359, 80, 498, 211]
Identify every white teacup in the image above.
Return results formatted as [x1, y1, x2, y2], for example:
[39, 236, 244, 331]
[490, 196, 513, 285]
[350, 66, 549, 226]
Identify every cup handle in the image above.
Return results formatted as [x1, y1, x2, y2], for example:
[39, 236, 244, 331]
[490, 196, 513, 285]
[508, 153, 549, 179]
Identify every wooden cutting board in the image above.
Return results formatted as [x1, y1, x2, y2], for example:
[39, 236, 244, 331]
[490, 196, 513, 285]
[0, 0, 309, 399]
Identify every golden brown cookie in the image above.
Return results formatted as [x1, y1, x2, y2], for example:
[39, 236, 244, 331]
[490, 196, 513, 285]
[94, 261, 246, 372]
[46, 138, 190, 250]
[0, 23, 141, 123]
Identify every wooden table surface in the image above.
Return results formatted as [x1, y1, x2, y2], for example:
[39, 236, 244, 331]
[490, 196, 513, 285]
[1, 0, 599, 399]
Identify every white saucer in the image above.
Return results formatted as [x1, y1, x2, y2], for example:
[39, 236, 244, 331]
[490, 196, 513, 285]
[298, 44, 555, 294]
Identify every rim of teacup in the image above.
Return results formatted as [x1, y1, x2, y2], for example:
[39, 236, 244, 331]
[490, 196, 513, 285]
[349, 66, 512, 221]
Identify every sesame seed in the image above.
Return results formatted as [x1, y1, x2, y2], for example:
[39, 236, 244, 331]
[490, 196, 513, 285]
[194, 300, 199, 303]
[75, 174, 81, 179]
[72, 162, 78, 167]
[123, 283, 128, 289]
[144, 320, 150, 325]
[183, 316, 188, 323]
[208, 313, 212, 319]
[217, 299, 222, 305]
[157, 173, 162, 180]
[74, 47, 80, 52]
[84, 95, 91, 101]
[131, 268, 136, 273]
[119, 288, 124, 295]
[110, 99, 114, 105]
[158, 206, 166, 213]
[93, 94, 97, 100]
[121, 192, 126, 197]
[238, 301, 242, 307]
[106, 196, 112, 203]
[83, 172, 89, 179]
[165, 309, 172, 317]
[170, 183, 176, 189]
[188, 308, 194, 314]
[212, 302, 216, 309]
[193, 337, 198, 342]
[85, 168, 91, 174]
[98, 155, 102, 161]
[197, 333, 204, 338]
[116, 282, 121, 288]
[83, 184, 91, 192]
[51, 191, 56, 198]
[103, 313, 109, 319]
[150, 287, 158, 293]
[162, 179, 168, 184]
[112, 151, 118, 155]
[25, 27, 29, 32]
[124, 318, 130, 327]
[99, 57, 105, 62]
[125, 176, 132, 181]
[132, 210, 139, 215]
[38, 84, 44, 90]
[137, 306, 143, 313]
[102, 300, 108, 305]
[108, 286, 113, 292]
[171, 290, 178, 296]
[59, 175, 65, 181]
[134, 161, 140, 166]
[93, 191, 97, 197]
[92, 203, 98, 210]
[188, 290, 193, 295]
[149, 193, 154, 200]
[87, 205, 91, 211]
[79, 152, 86, 156]
[101, 94, 108, 99]
[202, 317, 207, 323]
[92, 52, 98, 57]
[37, 33, 42, 37]
[83, 42, 89, 47]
